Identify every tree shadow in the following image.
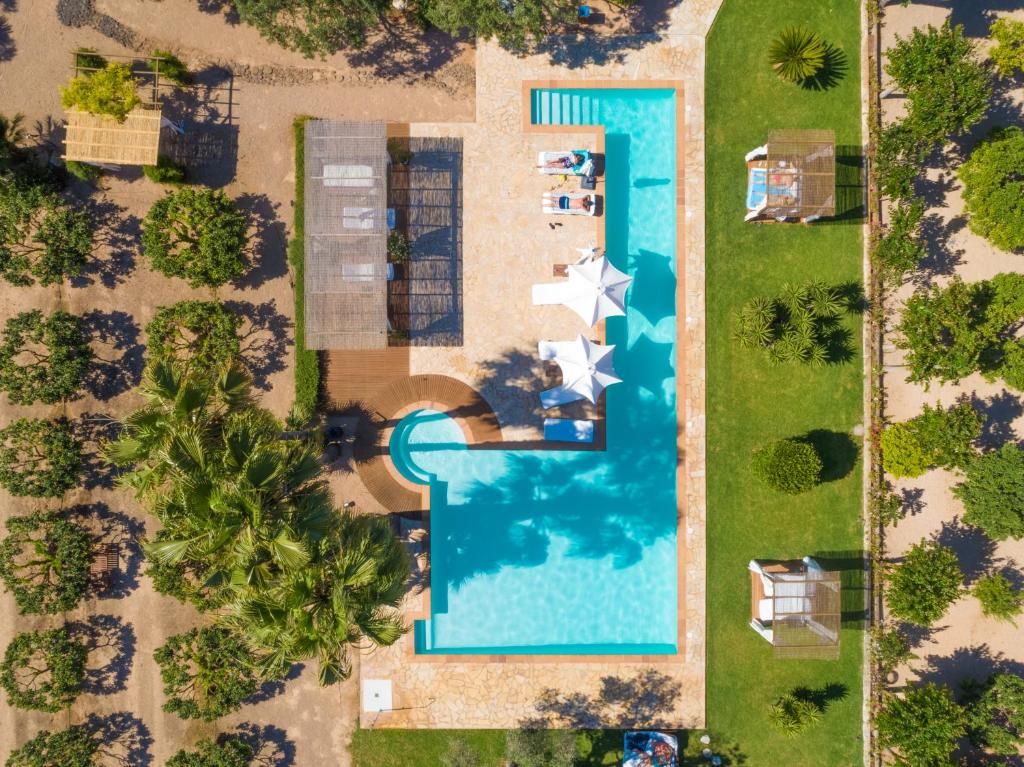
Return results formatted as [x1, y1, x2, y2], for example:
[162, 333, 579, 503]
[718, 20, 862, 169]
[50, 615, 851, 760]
[801, 44, 847, 91]
[67, 614, 136, 695]
[970, 390, 1023, 450]
[232, 193, 288, 290]
[898, 620, 941, 652]
[802, 429, 859, 483]
[915, 643, 1024, 691]
[794, 682, 849, 712]
[83, 712, 152, 767]
[224, 299, 293, 391]
[66, 501, 144, 598]
[82, 310, 144, 400]
[909, 212, 965, 288]
[72, 413, 124, 491]
[827, 147, 865, 224]
[898, 486, 927, 520]
[71, 199, 138, 289]
[228, 724, 295, 767]
[936, 517, 997, 586]
[521, 669, 682, 729]
[475, 348, 547, 429]
[241, 663, 303, 706]
[813, 550, 869, 627]
[195, 0, 239, 24]
[345, 23, 467, 82]
[161, 70, 239, 188]
[333, 401, 386, 469]
[0, 15, 14, 62]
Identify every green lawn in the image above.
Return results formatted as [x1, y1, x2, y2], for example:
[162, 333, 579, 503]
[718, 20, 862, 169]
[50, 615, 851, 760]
[351, 1, 865, 764]
[705, 1, 865, 765]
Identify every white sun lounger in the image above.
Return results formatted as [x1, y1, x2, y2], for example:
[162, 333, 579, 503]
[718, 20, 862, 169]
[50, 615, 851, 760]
[538, 339, 578, 361]
[543, 418, 594, 443]
[540, 385, 585, 409]
[537, 150, 593, 176]
[323, 164, 374, 188]
[532, 281, 571, 306]
[542, 192, 597, 217]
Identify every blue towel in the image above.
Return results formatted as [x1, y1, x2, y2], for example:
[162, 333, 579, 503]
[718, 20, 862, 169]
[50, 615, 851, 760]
[746, 167, 768, 209]
[558, 195, 570, 210]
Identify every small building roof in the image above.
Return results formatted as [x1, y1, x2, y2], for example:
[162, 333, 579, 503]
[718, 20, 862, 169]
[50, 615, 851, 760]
[63, 107, 163, 167]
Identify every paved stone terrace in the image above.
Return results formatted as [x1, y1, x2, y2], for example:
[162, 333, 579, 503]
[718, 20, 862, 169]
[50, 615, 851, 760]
[357, 0, 721, 730]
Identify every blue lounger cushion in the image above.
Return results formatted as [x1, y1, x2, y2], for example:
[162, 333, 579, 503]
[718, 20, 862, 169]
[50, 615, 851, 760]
[543, 418, 594, 443]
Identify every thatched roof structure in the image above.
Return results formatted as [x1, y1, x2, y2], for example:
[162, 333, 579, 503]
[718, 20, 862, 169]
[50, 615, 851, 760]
[63, 108, 163, 166]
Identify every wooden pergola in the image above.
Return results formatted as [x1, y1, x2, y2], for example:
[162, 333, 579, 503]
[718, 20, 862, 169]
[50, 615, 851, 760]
[744, 129, 836, 223]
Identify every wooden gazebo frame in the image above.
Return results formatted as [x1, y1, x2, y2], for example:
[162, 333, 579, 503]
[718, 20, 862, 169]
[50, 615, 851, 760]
[744, 129, 836, 223]
[749, 557, 841, 660]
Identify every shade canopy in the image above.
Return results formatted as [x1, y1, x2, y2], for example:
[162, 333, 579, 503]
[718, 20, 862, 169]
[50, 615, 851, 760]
[551, 334, 621, 404]
[562, 255, 632, 325]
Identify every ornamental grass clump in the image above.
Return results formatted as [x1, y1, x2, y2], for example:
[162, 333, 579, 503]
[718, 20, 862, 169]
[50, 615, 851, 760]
[886, 539, 963, 626]
[751, 438, 822, 495]
[768, 692, 822, 737]
[768, 26, 827, 84]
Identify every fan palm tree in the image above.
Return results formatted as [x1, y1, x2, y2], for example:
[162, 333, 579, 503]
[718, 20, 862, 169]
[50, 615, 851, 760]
[769, 27, 827, 84]
[225, 512, 409, 685]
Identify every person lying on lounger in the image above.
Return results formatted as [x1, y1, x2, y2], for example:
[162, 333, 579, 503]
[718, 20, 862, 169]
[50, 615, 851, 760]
[540, 152, 586, 170]
[558, 194, 592, 211]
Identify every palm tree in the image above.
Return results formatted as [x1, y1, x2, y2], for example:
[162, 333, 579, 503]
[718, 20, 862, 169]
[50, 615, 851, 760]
[225, 512, 409, 685]
[768, 27, 827, 84]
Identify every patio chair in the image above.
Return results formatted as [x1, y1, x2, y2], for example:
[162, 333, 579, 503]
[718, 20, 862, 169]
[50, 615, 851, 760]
[544, 418, 594, 443]
[532, 281, 570, 306]
[542, 192, 597, 216]
[537, 150, 592, 176]
[538, 339, 577, 361]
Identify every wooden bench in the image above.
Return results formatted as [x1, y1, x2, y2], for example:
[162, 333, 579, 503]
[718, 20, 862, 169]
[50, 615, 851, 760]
[90, 543, 119, 590]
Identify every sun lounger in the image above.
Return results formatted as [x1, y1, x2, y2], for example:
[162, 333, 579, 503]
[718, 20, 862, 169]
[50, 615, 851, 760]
[543, 418, 594, 443]
[538, 339, 578, 361]
[540, 385, 585, 409]
[542, 192, 597, 217]
[537, 150, 593, 176]
[532, 281, 571, 305]
[323, 164, 374, 188]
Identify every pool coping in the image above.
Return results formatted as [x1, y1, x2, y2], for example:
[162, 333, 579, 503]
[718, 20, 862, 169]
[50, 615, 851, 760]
[392, 80, 691, 665]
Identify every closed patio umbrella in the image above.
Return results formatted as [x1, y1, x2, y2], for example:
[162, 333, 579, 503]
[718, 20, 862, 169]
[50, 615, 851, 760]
[531, 255, 632, 327]
[540, 334, 621, 407]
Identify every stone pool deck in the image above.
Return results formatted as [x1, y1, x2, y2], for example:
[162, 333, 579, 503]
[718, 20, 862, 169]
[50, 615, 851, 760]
[356, 0, 720, 730]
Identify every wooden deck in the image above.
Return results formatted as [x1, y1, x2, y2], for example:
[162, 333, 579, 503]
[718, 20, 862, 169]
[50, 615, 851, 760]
[354, 374, 503, 512]
[323, 348, 410, 408]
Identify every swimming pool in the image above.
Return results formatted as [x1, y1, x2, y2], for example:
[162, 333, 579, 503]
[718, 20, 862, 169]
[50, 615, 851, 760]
[392, 88, 679, 655]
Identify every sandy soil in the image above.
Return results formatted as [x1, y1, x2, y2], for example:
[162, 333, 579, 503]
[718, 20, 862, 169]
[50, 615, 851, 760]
[879, 0, 1024, 712]
[0, 1, 475, 765]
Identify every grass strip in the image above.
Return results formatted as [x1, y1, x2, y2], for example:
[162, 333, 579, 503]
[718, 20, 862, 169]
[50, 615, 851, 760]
[290, 116, 319, 422]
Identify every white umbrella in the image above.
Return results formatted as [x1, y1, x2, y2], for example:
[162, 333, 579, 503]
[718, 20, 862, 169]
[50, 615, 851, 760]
[544, 334, 621, 406]
[562, 255, 632, 326]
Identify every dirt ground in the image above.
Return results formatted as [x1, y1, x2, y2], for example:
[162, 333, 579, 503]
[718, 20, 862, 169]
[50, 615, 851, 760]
[879, 0, 1024, 716]
[0, 1, 475, 766]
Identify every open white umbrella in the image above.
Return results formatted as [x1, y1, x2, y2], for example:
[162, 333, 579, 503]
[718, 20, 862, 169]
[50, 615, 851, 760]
[531, 255, 632, 327]
[540, 334, 621, 408]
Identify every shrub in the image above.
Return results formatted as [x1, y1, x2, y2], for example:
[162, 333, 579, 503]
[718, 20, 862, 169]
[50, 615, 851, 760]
[166, 737, 253, 767]
[767, 26, 827, 84]
[735, 281, 849, 366]
[886, 21, 991, 144]
[0, 512, 92, 615]
[64, 160, 102, 182]
[5, 726, 100, 767]
[881, 400, 983, 478]
[871, 625, 917, 676]
[0, 628, 87, 712]
[998, 338, 1024, 392]
[990, 17, 1024, 77]
[504, 728, 577, 767]
[959, 127, 1024, 252]
[143, 154, 186, 185]
[967, 672, 1024, 755]
[151, 50, 192, 86]
[954, 443, 1024, 540]
[973, 573, 1023, 624]
[873, 485, 906, 527]
[768, 692, 822, 736]
[875, 121, 928, 202]
[60, 63, 141, 122]
[0, 418, 82, 498]
[387, 136, 412, 166]
[0, 173, 93, 286]
[142, 188, 248, 287]
[387, 231, 410, 262]
[0, 310, 93, 405]
[145, 300, 240, 372]
[886, 539, 963, 625]
[751, 438, 822, 494]
[877, 683, 967, 767]
[154, 627, 262, 721]
[876, 199, 926, 285]
[73, 48, 107, 71]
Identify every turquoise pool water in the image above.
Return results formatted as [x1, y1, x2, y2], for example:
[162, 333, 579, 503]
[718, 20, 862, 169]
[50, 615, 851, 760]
[394, 88, 679, 655]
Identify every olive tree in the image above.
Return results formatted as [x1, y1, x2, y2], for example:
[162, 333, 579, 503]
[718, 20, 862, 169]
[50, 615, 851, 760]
[0, 173, 92, 286]
[0, 628, 87, 712]
[166, 737, 253, 767]
[954, 443, 1024, 540]
[0, 512, 92, 615]
[0, 418, 82, 498]
[959, 127, 1024, 253]
[232, 0, 389, 56]
[145, 300, 240, 371]
[0, 310, 93, 405]
[142, 188, 248, 288]
[5, 726, 101, 767]
[154, 627, 261, 721]
[877, 683, 967, 767]
[424, 0, 577, 52]
[886, 539, 963, 625]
